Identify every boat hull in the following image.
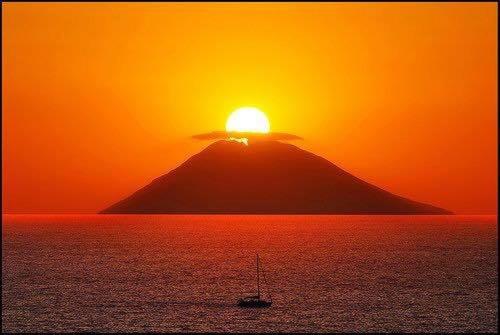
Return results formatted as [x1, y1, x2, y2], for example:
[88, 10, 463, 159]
[237, 300, 272, 308]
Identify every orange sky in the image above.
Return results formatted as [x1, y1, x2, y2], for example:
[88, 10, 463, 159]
[2, 3, 497, 214]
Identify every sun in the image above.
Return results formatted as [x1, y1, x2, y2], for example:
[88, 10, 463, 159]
[225, 107, 270, 134]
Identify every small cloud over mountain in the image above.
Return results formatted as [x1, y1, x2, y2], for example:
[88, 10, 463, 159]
[192, 131, 303, 141]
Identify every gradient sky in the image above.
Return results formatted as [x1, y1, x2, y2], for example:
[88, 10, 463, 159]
[2, 2, 497, 214]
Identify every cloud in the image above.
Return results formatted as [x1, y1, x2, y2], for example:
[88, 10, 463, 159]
[192, 131, 303, 141]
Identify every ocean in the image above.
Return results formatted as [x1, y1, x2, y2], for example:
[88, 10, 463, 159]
[2, 215, 497, 332]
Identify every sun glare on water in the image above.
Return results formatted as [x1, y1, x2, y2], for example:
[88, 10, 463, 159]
[226, 107, 270, 134]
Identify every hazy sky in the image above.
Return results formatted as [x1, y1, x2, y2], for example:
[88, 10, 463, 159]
[2, 3, 497, 214]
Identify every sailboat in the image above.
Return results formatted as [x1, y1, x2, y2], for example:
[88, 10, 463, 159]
[237, 254, 272, 308]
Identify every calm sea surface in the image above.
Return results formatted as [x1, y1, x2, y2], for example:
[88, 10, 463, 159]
[2, 215, 497, 332]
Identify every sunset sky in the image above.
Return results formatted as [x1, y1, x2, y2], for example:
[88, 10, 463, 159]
[2, 3, 497, 214]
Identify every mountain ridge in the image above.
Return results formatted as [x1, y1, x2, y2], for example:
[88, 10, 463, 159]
[101, 140, 451, 214]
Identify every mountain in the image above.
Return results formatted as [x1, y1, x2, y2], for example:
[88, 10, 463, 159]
[101, 140, 451, 214]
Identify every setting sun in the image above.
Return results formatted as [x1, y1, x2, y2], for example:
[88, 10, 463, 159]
[225, 107, 270, 133]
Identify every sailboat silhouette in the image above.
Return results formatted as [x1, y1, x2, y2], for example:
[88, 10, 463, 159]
[237, 254, 272, 308]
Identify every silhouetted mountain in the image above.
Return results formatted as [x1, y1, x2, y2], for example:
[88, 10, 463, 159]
[102, 140, 451, 214]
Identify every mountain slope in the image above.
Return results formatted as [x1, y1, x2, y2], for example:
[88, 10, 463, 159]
[101, 140, 451, 214]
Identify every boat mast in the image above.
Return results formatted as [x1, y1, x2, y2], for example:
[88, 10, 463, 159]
[256, 253, 260, 299]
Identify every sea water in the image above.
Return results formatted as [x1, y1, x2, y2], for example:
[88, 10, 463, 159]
[2, 215, 497, 332]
